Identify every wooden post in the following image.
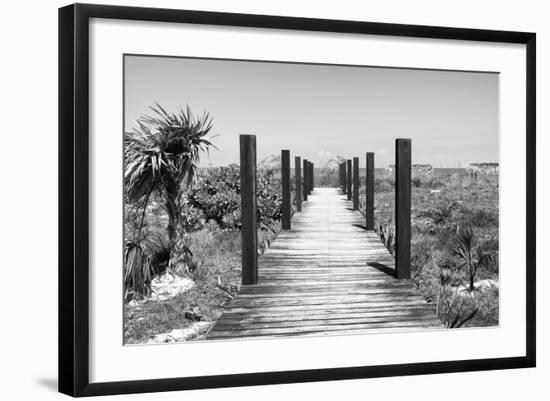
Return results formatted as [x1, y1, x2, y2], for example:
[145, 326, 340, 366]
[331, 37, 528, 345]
[307, 161, 312, 195]
[281, 149, 291, 230]
[347, 159, 352, 200]
[311, 163, 314, 193]
[395, 139, 411, 279]
[339, 162, 344, 191]
[342, 162, 346, 192]
[307, 161, 311, 195]
[303, 159, 308, 201]
[240, 135, 258, 285]
[353, 157, 359, 210]
[342, 161, 347, 194]
[366, 152, 375, 230]
[295, 156, 302, 212]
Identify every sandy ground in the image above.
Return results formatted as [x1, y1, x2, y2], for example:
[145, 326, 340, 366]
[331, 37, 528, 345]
[127, 272, 216, 343]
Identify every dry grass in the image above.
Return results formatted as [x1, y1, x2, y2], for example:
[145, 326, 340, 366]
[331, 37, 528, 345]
[359, 171, 499, 328]
[124, 224, 281, 343]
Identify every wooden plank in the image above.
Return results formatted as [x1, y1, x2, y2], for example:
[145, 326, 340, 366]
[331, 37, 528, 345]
[227, 295, 428, 308]
[209, 320, 440, 338]
[234, 288, 422, 298]
[215, 313, 443, 327]
[209, 325, 443, 340]
[396, 138, 411, 279]
[213, 315, 443, 331]
[239, 135, 257, 285]
[214, 309, 437, 323]
[281, 149, 291, 230]
[237, 283, 414, 293]
[230, 289, 426, 301]
[223, 301, 432, 312]
[219, 304, 432, 316]
[219, 299, 433, 314]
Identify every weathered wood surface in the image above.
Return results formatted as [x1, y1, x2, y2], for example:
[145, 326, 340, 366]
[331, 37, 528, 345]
[353, 157, 359, 210]
[366, 152, 375, 230]
[396, 138, 412, 279]
[295, 156, 302, 212]
[346, 159, 352, 200]
[208, 188, 442, 340]
[303, 159, 308, 201]
[281, 149, 291, 230]
[239, 135, 258, 285]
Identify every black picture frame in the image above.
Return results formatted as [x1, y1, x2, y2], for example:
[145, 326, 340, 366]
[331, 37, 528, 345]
[59, 3, 536, 397]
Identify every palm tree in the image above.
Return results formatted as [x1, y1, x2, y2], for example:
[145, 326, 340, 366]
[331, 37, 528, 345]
[452, 228, 497, 291]
[124, 103, 214, 270]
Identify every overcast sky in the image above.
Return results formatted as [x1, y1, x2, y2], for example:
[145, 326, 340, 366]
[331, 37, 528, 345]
[124, 55, 499, 168]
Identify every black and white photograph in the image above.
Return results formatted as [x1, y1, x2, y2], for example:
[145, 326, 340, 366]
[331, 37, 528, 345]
[123, 55, 500, 344]
[0, 0, 544, 399]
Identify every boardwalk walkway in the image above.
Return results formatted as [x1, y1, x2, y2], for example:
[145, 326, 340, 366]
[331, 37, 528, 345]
[208, 188, 442, 340]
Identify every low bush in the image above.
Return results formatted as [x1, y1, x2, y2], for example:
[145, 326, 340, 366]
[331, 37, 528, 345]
[188, 161, 284, 230]
[124, 242, 154, 301]
[364, 171, 499, 328]
[187, 165, 241, 229]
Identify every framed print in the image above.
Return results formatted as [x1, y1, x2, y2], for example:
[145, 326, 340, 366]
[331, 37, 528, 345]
[58, 3, 536, 397]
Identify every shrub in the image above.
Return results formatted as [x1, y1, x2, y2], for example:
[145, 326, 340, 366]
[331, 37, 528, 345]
[452, 228, 498, 291]
[375, 175, 394, 193]
[124, 242, 154, 300]
[460, 208, 498, 228]
[188, 161, 284, 230]
[180, 201, 205, 232]
[376, 221, 395, 256]
[411, 175, 445, 189]
[188, 165, 241, 228]
[146, 234, 171, 276]
[411, 239, 434, 279]
[417, 201, 458, 226]
[411, 176, 423, 188]
[257, 172, 283, 226]
[424, 176, 444, 188]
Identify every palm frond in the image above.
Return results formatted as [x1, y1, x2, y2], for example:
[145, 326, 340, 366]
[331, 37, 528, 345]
[124, 242, 154, 300]
[124, 103, 216, 203]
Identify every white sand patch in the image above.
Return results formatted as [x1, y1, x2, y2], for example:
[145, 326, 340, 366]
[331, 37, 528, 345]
[147, 322, 213, 343]
[150, 272, 195, 301]
[127, 272, 195, 307]
[457, 279, 499, 294]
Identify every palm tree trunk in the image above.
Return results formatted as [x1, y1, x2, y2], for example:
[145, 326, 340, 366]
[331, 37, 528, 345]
[134, 188, 153, 243]
[165, 196, 179, 248]
[165, 190, 190, 272]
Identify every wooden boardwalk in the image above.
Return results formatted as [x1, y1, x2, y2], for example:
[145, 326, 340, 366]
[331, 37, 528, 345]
[208, 188, 442, 340]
